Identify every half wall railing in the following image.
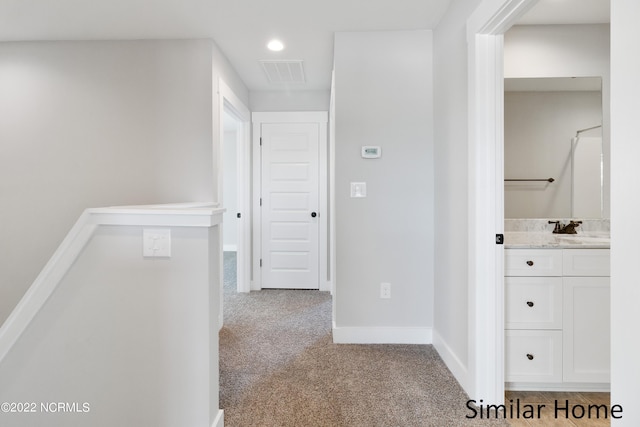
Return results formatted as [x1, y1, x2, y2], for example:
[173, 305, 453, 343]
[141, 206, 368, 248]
[0, 203, 224, 427]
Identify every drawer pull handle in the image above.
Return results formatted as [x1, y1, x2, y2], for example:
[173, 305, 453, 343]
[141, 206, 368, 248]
[526, 353, 534, 361]
[526, 260, 534, 266]
[526, 301, 534, 307]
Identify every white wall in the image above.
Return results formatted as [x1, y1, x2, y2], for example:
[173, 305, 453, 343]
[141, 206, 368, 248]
[0, 39, 247, 326]
[333, 30, 434, 340]
[610, 1, 640, 424]
[249, 90, 330, 112]
[504, 24, 611, 217]
[504, 91, 602, 218]
[432, 0, 484, 385]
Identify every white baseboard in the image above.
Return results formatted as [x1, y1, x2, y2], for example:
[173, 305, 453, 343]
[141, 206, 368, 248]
[332, 322, 432, 344]
[321, 280, 333, 293]
[211, 409, 224, 427]
[506, 382, 610, 392]
[433, 329, 469, 392]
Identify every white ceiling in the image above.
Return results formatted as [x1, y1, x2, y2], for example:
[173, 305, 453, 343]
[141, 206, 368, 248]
[0, 0, 451, 92]
[208, 0, 451, 91]
[0, 0, 610, 92]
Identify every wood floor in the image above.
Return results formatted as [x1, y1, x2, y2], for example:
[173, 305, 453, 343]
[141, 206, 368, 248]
[505, 391, 612, 426]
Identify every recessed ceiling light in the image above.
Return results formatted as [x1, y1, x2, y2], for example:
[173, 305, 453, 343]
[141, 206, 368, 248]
[267, 39, 284, 52]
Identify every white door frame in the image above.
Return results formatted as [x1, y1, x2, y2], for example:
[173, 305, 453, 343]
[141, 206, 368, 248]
[252, 111, 329, 292]
[218, 78, 251, 293]
[466, 0, 538, 404]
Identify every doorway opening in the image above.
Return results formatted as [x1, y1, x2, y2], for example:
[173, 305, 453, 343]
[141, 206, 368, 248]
[222, 110, 242, 292]
[218, 79, 251, 296]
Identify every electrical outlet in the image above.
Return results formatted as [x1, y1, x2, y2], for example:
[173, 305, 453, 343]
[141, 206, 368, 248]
[380, 282, 391, 299]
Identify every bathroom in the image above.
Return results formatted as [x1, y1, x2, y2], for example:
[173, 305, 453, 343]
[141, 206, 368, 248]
[503, 19, 610, 391]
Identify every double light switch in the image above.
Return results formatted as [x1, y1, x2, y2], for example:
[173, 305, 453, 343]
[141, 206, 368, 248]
[350, 182, 367, 198]
[143, 229, 171, 257]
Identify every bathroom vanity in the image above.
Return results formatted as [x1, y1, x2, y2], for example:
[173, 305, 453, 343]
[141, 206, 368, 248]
[504, 224, 610, 391]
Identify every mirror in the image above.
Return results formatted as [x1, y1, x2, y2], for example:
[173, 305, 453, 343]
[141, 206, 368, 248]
[504, 77, 604, 218]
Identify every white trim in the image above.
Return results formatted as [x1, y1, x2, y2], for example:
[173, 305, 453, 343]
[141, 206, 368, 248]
[466, 0, 539, 406]
[223, 244, 238, 252]
[252, 111, 328, 124]
[506, 383, 610, 392]
[211, 409, 224, 427]
[318, 118, 329, 292]
[0, 204, 223, 364]
[218, 78, 251, 295]
[467, 0, 537, 40]
[252, 117, 262, 291]
[467, 31, 505, 407]
[113, 202, 220, 209]
[251, 112, 330, 291]
[329, 69, 336, 300]
[433, 330, 469, 393]
[332, 323, 432, 344]
[87, 208, 223, 227]
[324, 280, 333, 295]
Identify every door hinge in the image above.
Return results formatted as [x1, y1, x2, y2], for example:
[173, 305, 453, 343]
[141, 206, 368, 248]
[260, 259, 262, 267]
[260, 198, 262, 206]
[496, 234, 504, 245]
[260, 137, 262, 146]
[237, 212, 241, 219]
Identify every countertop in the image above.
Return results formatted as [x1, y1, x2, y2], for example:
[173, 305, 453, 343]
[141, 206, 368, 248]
[504, 232, 610, 249]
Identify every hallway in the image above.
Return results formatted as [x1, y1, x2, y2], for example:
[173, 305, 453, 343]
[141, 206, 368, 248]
[219, 252, 508, 426]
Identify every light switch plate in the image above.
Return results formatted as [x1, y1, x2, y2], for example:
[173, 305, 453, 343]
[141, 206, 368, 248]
[350, 182, 367, 198]
[143, 229, 171, 257]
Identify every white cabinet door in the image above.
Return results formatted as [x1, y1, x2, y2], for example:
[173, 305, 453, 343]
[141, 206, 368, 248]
[563, 277, 610, 383]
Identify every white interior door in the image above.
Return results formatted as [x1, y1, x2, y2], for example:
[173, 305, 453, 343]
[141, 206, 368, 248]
[261, 122, 319, 289]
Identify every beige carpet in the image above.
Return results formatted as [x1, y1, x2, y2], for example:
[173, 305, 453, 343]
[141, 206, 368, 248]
[220, 253, 508, 426]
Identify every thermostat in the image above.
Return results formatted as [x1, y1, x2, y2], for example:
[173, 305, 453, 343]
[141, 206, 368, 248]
[361, 146, 381, 159]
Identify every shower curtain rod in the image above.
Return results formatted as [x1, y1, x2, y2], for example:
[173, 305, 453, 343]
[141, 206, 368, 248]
[575, 124, 602, 136]
[505, 178, 555, 183]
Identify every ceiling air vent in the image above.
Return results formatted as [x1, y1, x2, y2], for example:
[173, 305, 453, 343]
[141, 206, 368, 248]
[260, 60, 306, 85]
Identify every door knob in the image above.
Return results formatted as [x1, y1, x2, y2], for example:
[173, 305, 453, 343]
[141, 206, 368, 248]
[311, 212, 317, 218]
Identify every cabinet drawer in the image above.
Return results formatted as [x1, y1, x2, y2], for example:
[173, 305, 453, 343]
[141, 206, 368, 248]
[505, 249, 563, 276]
[505, 277, 562, 329]
[563, 249, 610, 277]
[505, 330, 562, 383]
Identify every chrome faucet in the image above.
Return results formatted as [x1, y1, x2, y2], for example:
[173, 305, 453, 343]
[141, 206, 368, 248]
[549, 220, 582, 234]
